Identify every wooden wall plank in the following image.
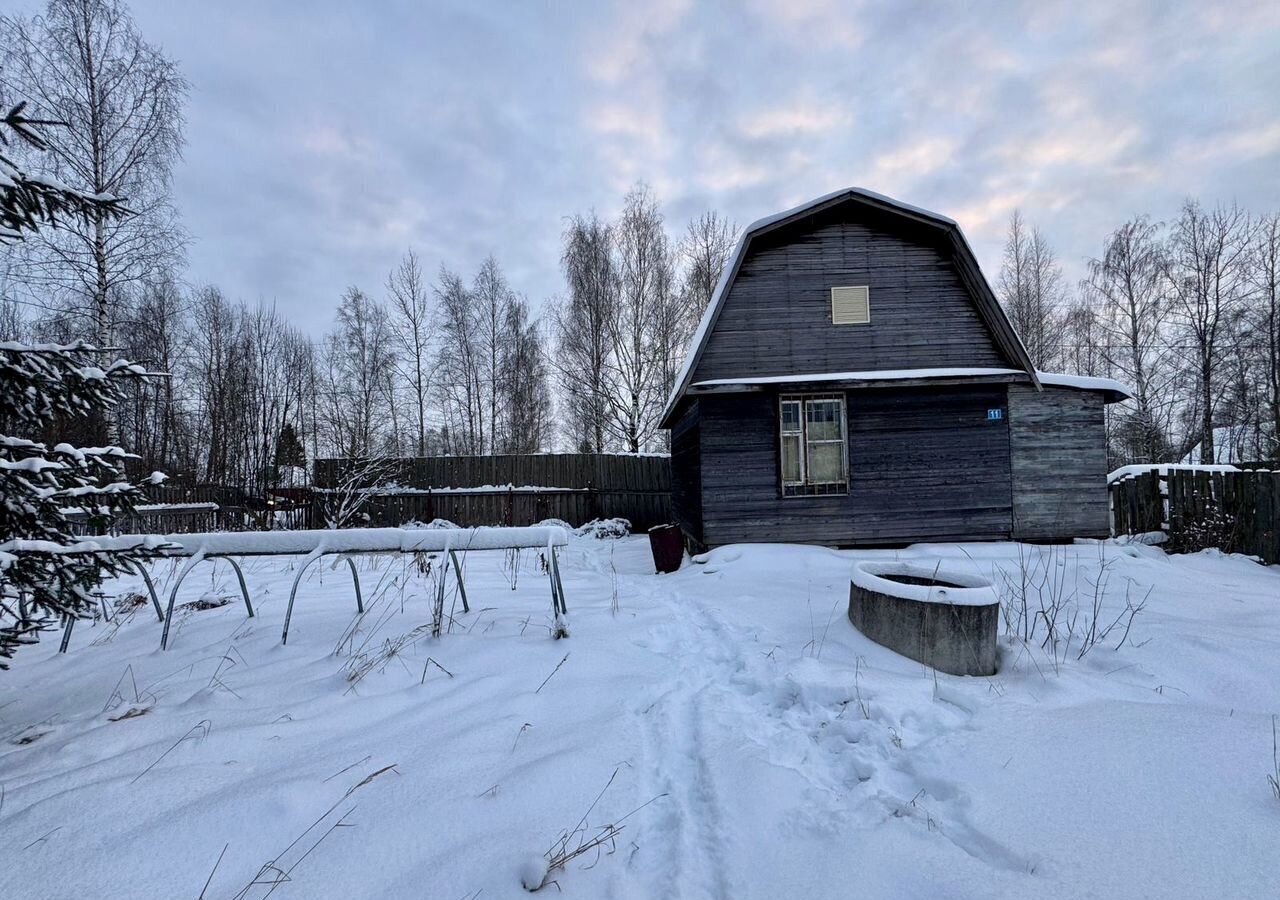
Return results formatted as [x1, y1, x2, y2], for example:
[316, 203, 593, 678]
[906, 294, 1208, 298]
[1008, 385, 1110, 540]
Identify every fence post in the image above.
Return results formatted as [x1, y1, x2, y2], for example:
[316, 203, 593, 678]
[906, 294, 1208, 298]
[587, 480, 601, 522]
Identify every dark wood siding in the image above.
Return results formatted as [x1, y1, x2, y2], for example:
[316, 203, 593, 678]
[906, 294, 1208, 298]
[700, 393, 851, 545]
[669, 399, 703, 542]
[696, 386, 1013, 546]
[692, 207, 1013, 385]
[847, 386, 1012, 543]
[1008, 385, 1109, 539]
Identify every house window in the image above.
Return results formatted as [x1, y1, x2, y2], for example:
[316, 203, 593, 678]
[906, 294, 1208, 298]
[779, 394, 848, 496]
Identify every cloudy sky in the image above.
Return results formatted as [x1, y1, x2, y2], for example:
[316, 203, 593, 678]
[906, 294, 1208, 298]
[21, 0, 1280, 333]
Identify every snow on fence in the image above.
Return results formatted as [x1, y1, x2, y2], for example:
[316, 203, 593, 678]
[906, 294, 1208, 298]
[66, 483, 312, 535]
[1110, 467, 1280, 563]
[313, 452, 670, 492]
[313, 452, 672, 531]
[71, 526, 570, 652]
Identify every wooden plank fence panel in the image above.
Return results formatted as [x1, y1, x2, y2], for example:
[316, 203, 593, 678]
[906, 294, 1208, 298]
[1111, 468, 1279, 564]
[315, 453, 671, 493]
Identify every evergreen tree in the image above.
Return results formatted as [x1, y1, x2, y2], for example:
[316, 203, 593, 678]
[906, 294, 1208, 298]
[1, 98, 159, 666]
[274, 421, 306, 470]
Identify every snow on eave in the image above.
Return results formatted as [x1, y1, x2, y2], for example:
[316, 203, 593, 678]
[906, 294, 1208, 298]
[686, 368, 1133, 401]
[659, 187, 1035, 428]
[1035, 372, 1134, 402]
[690, 367, 1027, 388]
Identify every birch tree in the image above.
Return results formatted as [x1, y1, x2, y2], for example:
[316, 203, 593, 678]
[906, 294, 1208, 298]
[554, 212, 616, 452]
[319, 287, 395, 458]
[679, 210, 736, 321]
[1, 0, 186, 354]
[1167, 200, 1253, 463]
[641, 211, 739, 416]
[118, 275, 188, 475]
[386, 249, 434, 456]
[1082, 216, 1176, 462]
[606, 183, 672, 452]
[473, 255, 513, 454]
[998, 210, 1064, 369]
[434, 266, 483, 454]
[1249, 212, 1280, 458]
[499, 296, 550, 453]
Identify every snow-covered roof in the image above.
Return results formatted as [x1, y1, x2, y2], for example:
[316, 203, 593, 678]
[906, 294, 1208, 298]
[690, 367, 1025, 388]
[685, 367, 1133, 402]
[659, 187, 1039, 427]
[1035, 373, 1133, 401]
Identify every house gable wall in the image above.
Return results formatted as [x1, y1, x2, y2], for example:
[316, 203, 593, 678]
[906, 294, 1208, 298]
[691, 206, 1014, 386]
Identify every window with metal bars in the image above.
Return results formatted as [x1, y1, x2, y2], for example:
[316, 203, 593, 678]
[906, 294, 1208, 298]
[779, 394, 848, 496]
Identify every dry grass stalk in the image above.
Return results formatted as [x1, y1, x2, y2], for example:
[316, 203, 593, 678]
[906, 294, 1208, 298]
[1269, 715, 1280, 801]
[535, 653, 569, 694]
[526, 767, 668, 892]
[229, 764, 398, 899]
[131, 719, 211, 784]
[343, 623, 434, 692]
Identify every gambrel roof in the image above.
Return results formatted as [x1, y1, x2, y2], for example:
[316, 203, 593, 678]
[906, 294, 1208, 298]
[660, 188, 1041, 428]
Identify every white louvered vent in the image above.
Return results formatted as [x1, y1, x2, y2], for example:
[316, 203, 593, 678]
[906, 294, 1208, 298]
[831, 285, 870, 325]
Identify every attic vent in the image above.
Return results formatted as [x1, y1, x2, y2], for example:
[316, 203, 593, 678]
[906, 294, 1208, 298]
[831, 286, 870, 325]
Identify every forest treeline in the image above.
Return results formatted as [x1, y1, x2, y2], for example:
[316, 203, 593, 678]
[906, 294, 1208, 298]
[1, 0, 1276, 495]
[998, 205, 1278, 466]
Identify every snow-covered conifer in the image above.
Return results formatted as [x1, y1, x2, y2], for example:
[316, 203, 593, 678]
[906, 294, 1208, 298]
[0, 97, 158, 665]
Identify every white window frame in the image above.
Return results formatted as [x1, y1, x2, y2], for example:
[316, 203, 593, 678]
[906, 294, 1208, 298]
[779, 393, 848, 497]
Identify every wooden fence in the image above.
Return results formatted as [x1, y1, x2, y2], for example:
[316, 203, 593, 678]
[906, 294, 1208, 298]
[67, 483, 312, 536]
[65, 455, 672, 536]
[1110, 468, 1280, 564]
[313, 453, 670, 493]
[313, 453, 673, 531]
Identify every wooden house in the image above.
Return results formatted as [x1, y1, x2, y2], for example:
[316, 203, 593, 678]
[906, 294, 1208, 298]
[660, 188, 1130, 548]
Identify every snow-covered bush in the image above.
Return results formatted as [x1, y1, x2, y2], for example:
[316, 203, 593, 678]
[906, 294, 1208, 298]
[574, 517, 630, 539]
[0, 97, 159, 665]
[1169, 508, 1240, 555]
[534, 517, 574, 532]
[404, 517, 461, 530]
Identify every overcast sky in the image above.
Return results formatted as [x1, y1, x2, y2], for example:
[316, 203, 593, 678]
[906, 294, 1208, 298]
[22, 0, 1280, 333]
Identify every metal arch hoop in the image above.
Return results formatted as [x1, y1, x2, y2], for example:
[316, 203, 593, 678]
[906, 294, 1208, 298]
[160, 553, 256, 651]
[125, 558, 166, 622]
[222, 557, 256, 619]
[344, 556, 364, 614]
[281, 551, 364, 646]
[448, 550, 469, 613]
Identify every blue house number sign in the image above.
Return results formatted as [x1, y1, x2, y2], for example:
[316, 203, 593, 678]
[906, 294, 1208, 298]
[987, 408, 1004, 421]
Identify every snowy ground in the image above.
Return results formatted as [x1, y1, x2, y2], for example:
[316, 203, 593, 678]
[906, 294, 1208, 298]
[1, 534, 1278, 899]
